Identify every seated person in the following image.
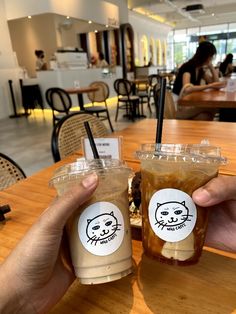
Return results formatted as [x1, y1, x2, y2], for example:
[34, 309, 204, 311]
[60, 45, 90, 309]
[172, 41, 225, 120]
[35, 50, 47, 71]
[219, 53, 234, 77]
[96, 52, 109, 68]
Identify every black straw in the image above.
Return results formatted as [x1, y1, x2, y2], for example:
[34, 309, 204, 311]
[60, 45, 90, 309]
[156, 77, 166, 145]
[84, 121, 100, 159]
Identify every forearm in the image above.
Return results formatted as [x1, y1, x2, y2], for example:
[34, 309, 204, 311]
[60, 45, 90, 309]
[0, 263, 35, 314]
[0, 264, 20, 313]
[184, 84, 210, 94]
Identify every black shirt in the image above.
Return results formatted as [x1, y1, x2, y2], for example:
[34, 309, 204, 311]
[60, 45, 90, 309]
[173, 61, 203, 95]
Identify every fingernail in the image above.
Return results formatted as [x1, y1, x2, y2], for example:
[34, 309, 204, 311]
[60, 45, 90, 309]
[193, 188, 211, 204]
[82, 173, 98, 189]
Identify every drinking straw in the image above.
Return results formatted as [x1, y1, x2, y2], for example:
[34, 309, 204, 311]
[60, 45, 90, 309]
[84, 121, 100, 159]
[155, 77, 166, 145]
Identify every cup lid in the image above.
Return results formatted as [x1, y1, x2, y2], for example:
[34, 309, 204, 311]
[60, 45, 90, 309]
[49, 159, 132, 186]
[136, 143, 227, 165]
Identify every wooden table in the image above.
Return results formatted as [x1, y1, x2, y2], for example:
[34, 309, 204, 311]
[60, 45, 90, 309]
[107, 119, 236, 176]
[65, 86, 98, 110]
[0, 153, 235, 313]
[178, 89, 236, 108]
[1, 118, 236, 312]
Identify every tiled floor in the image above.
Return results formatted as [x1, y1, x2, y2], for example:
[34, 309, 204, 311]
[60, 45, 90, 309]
[0, 101, 154, 176]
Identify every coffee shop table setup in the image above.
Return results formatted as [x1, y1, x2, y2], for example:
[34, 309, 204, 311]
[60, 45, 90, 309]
[0, 118, 236, 313]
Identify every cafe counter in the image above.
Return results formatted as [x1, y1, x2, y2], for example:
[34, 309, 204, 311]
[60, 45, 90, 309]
[30, 66, 122, 106]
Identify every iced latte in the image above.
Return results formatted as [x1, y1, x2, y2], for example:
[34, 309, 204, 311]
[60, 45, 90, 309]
[50, 159, 133, 284]
[137, 144, 226, 265]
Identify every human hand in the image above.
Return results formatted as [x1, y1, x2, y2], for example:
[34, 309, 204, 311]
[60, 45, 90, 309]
[192, 175, 236, 252]
[0, 173, 98, 314]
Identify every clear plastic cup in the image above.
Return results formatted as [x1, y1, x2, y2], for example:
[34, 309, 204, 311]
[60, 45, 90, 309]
[136, 144, 226, 265]
[50, 159, 133, 284]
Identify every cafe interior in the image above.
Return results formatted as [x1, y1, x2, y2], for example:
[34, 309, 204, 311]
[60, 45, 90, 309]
[0, 0, 236, 313]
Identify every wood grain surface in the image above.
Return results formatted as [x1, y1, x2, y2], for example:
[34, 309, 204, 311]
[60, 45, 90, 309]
[109, 119, 236, 176]
[178, 89, 236, 108]
[0, 119, 236, 313]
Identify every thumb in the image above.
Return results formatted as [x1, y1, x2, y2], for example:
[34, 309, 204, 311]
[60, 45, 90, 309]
[39, 172, 98, 230]
[192, 175, 236, 207]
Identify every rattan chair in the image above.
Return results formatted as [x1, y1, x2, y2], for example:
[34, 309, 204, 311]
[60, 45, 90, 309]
[85, 81, 114, 132]
[148, 74, 161, 104]
[136, 81, 152, 116]
[113, 79, 140, 121]
[154, 86, 176, 119]
[0, 152, 26, 191]
[46, 87, 78, 126]
[51, 112, 109, 162]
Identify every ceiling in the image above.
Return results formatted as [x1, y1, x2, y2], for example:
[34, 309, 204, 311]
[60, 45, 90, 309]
[128, 0, 236, 29]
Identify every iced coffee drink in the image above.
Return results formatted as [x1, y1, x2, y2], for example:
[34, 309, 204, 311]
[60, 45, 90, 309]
[137, 144, 226, 265]
[50, 159, 133, 284]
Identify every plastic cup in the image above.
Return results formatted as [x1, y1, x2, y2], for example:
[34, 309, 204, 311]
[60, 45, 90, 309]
[50, 159, 133, 284]
[136, 144, 226, 265]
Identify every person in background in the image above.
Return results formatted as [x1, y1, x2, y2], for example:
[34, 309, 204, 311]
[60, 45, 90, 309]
[89, 54, 97, 68]
[218, 53, 236, 121]
[219, 53, 234, 77]
[35, 50, 47, 71]
[96, 52, 109, 68]
[172, 41, 226, 120]
[0, 172, 235, 313]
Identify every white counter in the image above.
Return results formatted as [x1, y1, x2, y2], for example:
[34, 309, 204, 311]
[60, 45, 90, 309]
[25, 67, 123, 108]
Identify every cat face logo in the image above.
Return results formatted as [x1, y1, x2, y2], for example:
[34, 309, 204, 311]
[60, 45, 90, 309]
[86, 211, 121, 246]
[148, 189, 197, 242]
[155, 201, 193, 230]
[78, 202, 125, 256]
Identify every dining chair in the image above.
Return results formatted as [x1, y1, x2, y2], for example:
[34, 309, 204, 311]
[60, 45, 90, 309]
[51, 112, 109, 162]
[45, 87, 78, 126]
[135, 81, 152, 116]
[148, 74, 161, 104]
[0, 152, 26, 191]
[85, 81, 114, 132]
[154, 86, 176, 119]
[113, 78, 140, 121]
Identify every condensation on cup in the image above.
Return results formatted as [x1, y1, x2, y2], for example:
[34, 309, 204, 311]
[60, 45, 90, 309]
[136, 143, 226, 265]
[49, 159, 133, 284]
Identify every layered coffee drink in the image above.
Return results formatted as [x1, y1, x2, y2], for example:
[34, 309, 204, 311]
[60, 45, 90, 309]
[137, 144, 226, 265]
[50, 159, 133, 284]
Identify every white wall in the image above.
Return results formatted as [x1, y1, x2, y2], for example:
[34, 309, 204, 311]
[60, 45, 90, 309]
[0, 0, 22, 118]
[5, 0, 119, 28]
[129, 11, 172, 66]
[106, 0, 128, 24]
[0, 0, 124, 120]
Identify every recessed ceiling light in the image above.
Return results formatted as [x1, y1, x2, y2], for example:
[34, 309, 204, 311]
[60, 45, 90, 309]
[88, 20, 92, 24]
[66, 16, 70, 19]
[95, 30, 98, 33]
[211, 13, 215, 16]
[28, 16, 32, 19]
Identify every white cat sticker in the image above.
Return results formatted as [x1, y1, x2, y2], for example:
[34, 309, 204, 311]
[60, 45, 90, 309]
[78, 202, 124, 256]
[148, 188, 197, 242]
